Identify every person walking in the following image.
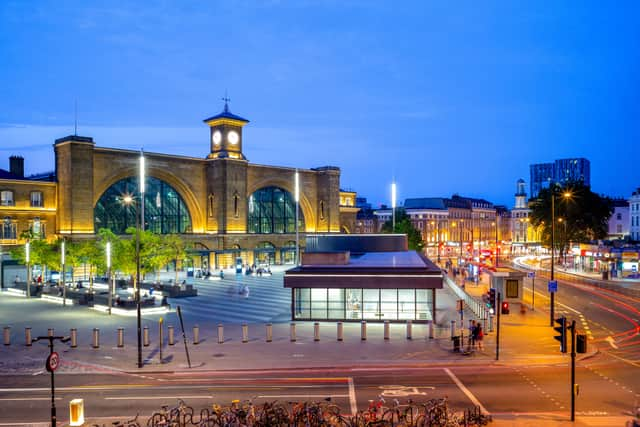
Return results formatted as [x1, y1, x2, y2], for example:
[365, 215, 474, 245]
[476, 323, 484, 351]
[469, 320, 477, 350]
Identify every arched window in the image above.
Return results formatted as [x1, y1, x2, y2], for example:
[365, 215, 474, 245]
[94, 176, 192, 234]
[248, 187, 304, 234]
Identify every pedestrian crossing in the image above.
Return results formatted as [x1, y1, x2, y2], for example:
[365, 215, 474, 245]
[169, 273, 291, 324]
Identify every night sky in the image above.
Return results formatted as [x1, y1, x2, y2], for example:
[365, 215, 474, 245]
[1, 1, 639, 207]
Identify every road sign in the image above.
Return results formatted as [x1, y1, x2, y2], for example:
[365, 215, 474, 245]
[46, 351, 60, 372]
[527, 271, 535, 278]
[548, 280, 558, 293]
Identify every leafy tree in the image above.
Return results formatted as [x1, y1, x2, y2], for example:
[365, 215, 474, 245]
[380, 208, 425, 252]
[10, 231, 59, 280]
[529, 181, 613, 259]
[162, 234, 192, 283]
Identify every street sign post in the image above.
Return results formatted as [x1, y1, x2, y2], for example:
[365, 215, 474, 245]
[527, 271, 535, 278]
[46, 352, 59, 372]
[548, 280, 558, 293]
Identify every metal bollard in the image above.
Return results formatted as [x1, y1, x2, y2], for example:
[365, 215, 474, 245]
[92, 328, 99, 349]
[483, 317, 488, 334]
[450, 320, 456, 338]
[168, 325, 175, 345]
[3, 327, 10, 346]
[290, 323, 296, 342]
[218, 323, 224, 344]
[337, 322, 343, 341]
[193, 325, 200, 345]
[117, 328, 124, 348]
[70, 328, 77, 348]
[489, 314, 494, 332]
[361, 321, 367, 341]
[242, 324, 248, 343]
[428, 320, 434, 339]
[143, 326, 150, 347]
[25, 327, 32, 346]
[406, 320, 412, 340]
[383, 321, 390, 340]
[158, 319, 164, 364]
[314, 322, 320, 341]
[266, 323, 272, 342]
[48, 328, 54, 337]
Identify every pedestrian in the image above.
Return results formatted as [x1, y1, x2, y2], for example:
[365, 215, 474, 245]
[476, 324, 484, 351]
[14, 275, 19, 285]
[243, 285, 250, 298]
[469, 320, 477, 350]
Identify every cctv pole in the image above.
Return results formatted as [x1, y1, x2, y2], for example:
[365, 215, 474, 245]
[496, 292, 501, 361]
[570, 319, 576, 421]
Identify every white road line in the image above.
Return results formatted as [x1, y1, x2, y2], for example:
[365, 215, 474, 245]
[256, 394, 349, 398]
[526, 287, 581, 314]
[0, 397, 62, 401]
[348, 377, 357, 416]
[444, 368, 489, 416]
[105, 395, 214, 400]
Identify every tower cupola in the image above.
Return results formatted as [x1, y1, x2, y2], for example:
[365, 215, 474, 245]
[204, 98, 249, 160]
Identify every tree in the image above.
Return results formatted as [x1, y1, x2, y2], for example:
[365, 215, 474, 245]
[380, 208, 425, 252]
[162, 234, 192, 283]
[529, 181, 613, 259]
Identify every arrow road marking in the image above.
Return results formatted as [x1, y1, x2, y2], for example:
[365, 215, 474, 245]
[605, 336, 619, 349]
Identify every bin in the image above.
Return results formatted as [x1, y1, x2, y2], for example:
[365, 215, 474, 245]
[452, 335, 461, 352]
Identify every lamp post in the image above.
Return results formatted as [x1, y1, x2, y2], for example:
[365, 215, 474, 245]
[391, 182, 397, 231]
[550, 188, 572, 326]
[294, 169, 300, 265]
[26, 240, 31, 298]
[106, 241, 112, 315]
[137, 151, 145, 368]
[60, 239, 66, 306]
[436, 219, 441, 263]
[492, 220, 499, 268]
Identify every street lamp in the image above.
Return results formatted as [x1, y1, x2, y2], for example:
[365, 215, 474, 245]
[550, 188, 572, 326]
[391, 182, 397, 230]
[106, 241, 112, 315]
[25, 240, 31, 298]
[492, 220, 499, 268]
[60, 239, 66, 306]
[294, 169, 300, 265]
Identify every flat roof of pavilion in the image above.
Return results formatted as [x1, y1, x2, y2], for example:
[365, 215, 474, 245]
[284, 251, 443, 289]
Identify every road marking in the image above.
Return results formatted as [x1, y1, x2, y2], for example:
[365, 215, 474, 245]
[256, 394, 349, 398]
[444, 368, 489, 416]
[348, 377, 357, 416]
[105, 395, 214, 400]
[0, 397, 62, 401]
[605, 336, 619, 349]
[378, 385, 432, 397]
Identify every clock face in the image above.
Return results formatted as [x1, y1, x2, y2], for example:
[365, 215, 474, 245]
[212, 130, 222, 145]
[227, 130, 239, 145]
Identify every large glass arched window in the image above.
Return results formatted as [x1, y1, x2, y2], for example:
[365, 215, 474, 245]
[248, 187, 304, 234]
[94, 176, 192, 234]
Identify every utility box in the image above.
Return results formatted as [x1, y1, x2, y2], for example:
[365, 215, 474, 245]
[577, 334, 588, 353]
[487, 268, 526, 306]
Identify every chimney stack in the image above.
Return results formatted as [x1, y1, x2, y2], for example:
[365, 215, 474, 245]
[9, 156, 24, 178]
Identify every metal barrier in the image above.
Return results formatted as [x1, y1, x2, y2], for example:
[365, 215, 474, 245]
[217, 324, 224, 344]
[384, 321, 390, 340]
[168, 325, 175, 345]
[117, 328, 124, 348]
[3, 327, 10, 346]
[25, 327, 32, 346]
[290, 323, 296, 342]
[70, 328, 77, 348]
[193, 325, 199, 345]
[92, 328, 99, 349]
[444, 276, 487, 320]
[266, 323, 272, 342]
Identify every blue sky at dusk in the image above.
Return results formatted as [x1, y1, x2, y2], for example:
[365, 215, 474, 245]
[1, 1, 639, 207]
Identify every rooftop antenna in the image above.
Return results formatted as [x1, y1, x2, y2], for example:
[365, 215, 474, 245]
[74, 100, 78, 136]
[221, 90, 231, 112]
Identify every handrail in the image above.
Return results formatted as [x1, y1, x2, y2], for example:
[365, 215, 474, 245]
[444, 275, 488, 321]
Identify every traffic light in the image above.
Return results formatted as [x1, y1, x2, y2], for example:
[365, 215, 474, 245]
[489, 288, 496, 313]
[554, 316, 567, 353]
[501, 301, 509, 315]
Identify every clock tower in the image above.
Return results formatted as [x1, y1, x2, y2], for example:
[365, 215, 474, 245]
[204, 99, 249, 160]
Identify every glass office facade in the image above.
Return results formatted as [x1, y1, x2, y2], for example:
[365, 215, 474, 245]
[293, 288, 434, 322]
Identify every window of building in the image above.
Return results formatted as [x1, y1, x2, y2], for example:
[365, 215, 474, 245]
[2, 217, 16, 240]
[1, 190, 14, 206]
[30, 191, 43, 207]
[617, 213, 622, 220]
[94, 176, 192, 234]
[617, 224, 622, 233]
[248, 186, 304, 234]
[32, 217, 45, 238]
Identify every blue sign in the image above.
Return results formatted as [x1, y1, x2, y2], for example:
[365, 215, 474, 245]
[527, 271, 535, 278]
[548, 280, 558, 293]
